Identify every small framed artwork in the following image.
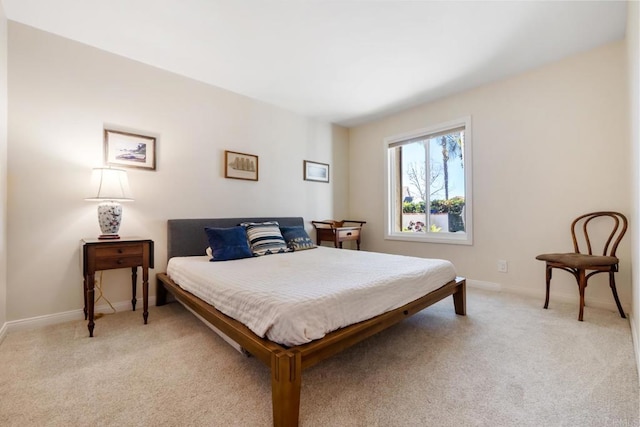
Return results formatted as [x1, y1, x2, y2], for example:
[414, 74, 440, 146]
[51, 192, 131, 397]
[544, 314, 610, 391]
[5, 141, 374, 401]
[225, 150, 259, 181]
[104, 129, 156, 170]
[304, 160, 330, 183]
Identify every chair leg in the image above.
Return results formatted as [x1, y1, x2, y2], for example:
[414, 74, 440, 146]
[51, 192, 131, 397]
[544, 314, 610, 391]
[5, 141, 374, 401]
[609, 272, 626, 319]
[544, 265, 552, 309]
[578, 269, 586, 321]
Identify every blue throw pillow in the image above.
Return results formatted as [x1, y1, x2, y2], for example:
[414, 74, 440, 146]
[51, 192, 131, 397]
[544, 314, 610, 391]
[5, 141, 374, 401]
[204, 226, 253, 261]
[280, 226, 317, 251]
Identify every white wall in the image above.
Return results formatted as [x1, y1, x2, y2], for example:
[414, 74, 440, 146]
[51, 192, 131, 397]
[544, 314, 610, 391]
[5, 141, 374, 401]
[349, 41, 631, 312]
[627, 0, 640, 375]
[6, 23, 349, 321]
[0, 4, 7, 333]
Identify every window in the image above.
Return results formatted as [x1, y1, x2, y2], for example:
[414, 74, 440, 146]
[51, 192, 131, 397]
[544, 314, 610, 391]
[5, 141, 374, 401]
[384, 116, 472, 245]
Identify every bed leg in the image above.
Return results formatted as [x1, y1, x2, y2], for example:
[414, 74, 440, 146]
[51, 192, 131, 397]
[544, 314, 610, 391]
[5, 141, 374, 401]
[271, 349, 302, 427]
[156, 277, 168, 306]
[453, 278, 466, 316]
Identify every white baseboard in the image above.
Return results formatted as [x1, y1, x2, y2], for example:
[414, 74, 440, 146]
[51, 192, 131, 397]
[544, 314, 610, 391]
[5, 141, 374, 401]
[467, 279, 631, 315]
[630, 314, 640, 383]
[0, 322, 7, 345]
[467, 279, 501, 292]
[3, 297, 156, 334]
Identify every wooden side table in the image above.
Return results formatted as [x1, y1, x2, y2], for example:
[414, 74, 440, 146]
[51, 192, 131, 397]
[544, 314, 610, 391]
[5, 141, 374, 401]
[311, 220, 366, 250]
[82, 237, 154, 337]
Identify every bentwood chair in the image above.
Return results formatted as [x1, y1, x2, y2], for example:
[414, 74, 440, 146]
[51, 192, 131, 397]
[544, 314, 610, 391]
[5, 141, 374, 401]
[535, 211, 627, 321]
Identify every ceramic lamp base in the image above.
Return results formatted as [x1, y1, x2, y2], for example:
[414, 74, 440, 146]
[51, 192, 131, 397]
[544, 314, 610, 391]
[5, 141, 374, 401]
[97, 201, 123, 239]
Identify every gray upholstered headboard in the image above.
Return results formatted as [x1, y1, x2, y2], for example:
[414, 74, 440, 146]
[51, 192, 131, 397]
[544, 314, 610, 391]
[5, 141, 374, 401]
[167, 217, 305, 259]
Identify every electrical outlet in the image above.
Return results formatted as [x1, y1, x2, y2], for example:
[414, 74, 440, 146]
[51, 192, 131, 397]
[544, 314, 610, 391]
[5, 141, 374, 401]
[497, 260, 508, 273]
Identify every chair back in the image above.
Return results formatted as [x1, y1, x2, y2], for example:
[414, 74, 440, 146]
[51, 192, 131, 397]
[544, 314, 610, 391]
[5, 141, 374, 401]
[570, 211, 627, 257]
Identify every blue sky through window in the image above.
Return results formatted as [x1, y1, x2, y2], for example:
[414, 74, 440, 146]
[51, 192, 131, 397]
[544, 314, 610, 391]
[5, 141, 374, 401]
[401, 134, 465, 202]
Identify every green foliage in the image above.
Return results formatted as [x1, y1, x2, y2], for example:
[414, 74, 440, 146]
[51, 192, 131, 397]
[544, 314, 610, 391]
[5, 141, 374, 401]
[402, 197, 465, 214]
[444, 196, 465, 215]
[429, 199, 447, 214]
[402, 200, 425, 214]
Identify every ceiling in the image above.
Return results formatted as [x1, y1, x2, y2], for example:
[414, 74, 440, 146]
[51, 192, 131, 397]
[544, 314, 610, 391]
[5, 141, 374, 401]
[1, 1, 628, 127]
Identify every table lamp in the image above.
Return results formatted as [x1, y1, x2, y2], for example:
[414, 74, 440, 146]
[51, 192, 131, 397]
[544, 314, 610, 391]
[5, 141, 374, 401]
[85, 167, 134, 239]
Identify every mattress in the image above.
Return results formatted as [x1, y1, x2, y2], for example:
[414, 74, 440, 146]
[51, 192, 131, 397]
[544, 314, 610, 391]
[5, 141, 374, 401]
[167, 247, 456, 346]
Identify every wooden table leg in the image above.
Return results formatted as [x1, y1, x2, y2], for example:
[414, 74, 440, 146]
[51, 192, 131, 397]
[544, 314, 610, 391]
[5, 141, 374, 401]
[143, 266, 149, 324]
[86, 274, 95, 337]
[83, 276, 88, 320]
[131, 267, 138, 311]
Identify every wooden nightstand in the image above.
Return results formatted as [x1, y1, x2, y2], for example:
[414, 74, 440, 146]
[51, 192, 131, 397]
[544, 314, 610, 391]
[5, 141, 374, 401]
[311, 220, 366, 250]
[82, 237, 154, 337]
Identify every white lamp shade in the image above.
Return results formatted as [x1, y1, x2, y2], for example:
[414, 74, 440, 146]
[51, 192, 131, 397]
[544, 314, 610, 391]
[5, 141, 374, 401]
[85, 167, 134, 201]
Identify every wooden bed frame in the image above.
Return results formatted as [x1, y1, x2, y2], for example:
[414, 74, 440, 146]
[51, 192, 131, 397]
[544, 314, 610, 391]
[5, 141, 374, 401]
[156, 217, 466, 427]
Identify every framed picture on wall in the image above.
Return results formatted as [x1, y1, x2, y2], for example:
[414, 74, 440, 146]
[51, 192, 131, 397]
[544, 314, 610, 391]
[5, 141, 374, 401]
[303, 160, 330, 183]
[104, 129, 156, 170]
[225, 150, 259, 181]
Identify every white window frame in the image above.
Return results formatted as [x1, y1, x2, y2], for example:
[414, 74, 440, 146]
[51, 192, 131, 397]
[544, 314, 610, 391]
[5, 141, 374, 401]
[384, 116, 473, 245]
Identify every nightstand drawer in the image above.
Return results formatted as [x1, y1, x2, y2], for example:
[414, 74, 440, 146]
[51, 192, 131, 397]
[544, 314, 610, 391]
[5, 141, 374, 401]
[95, 244, 143, 258]
[336, 227, 360, 241]
[94, 255, 143, 270]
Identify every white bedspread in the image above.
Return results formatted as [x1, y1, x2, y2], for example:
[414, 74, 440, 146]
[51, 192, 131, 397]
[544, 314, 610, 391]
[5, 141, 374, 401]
[167, 247, 456, 346]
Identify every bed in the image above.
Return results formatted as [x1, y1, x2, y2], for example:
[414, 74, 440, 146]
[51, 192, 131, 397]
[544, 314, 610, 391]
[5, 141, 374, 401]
[156, 217, 466, 427]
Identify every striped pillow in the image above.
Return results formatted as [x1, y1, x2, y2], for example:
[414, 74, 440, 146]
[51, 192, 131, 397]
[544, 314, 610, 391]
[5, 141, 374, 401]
[241, 221, 291, 256]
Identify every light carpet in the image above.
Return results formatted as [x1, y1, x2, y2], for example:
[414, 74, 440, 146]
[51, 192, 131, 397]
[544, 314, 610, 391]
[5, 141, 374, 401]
[0, 288, 637, 426]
